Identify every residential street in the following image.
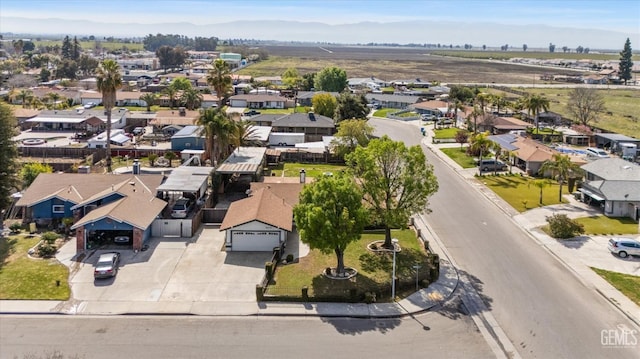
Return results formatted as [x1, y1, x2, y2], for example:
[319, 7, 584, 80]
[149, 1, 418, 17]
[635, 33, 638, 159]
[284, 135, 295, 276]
[368, 117, 640, 359]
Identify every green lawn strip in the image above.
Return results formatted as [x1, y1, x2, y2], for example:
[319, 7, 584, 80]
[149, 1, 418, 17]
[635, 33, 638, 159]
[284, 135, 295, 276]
[270, 229, 432, 302]
[0, 236, 70, 300]
[372, 108, 394, 117]
[573, 216, 639, 235]
[254, 108, 294, 114]
[480, 175, 566, 212]
[433, 127, 460, 139]
[280, 162, 347, 178]
[591, 268, 640, 306]
[440, 147, 477, 168]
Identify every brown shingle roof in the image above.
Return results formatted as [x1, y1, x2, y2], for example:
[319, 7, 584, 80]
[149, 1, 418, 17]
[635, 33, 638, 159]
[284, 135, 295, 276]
[220, 188, 293, 231]
[250, 182, 303, 206]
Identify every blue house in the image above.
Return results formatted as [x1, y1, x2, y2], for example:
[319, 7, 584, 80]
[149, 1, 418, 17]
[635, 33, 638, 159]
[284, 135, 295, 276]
[16, 173, 166, 252]
[171, 125, 205, 152]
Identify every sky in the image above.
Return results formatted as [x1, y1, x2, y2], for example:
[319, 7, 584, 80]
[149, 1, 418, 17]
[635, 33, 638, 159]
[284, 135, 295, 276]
[1, 0, 638, 47]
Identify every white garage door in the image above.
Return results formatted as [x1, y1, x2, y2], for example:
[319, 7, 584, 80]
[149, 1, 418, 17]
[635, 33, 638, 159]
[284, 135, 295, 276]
[231, 231, 281, 251]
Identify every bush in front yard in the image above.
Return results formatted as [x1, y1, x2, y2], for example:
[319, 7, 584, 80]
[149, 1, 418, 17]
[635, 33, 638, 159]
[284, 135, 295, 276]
[37, 241, 57, 258]
[546, 214, 584, 239]
[41, 231, 60, 244]
[9, 223, 22, 233]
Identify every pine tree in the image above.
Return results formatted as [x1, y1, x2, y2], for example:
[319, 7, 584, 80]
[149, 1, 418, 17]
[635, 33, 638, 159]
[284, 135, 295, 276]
[619, 38, 633, 85]
[61, 35, 72, 59]
[72, 36, 81, 60]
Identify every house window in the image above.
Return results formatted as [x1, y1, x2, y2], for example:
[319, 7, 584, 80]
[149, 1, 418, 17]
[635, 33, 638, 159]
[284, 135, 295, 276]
[52, 205, 65, 213]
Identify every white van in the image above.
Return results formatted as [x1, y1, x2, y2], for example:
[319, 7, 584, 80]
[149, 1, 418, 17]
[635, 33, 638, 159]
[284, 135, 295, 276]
[585, 147, 609, 159]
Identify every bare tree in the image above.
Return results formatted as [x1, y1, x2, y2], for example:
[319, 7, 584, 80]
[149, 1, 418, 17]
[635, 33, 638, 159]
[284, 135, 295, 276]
[567, 88, 605, 126]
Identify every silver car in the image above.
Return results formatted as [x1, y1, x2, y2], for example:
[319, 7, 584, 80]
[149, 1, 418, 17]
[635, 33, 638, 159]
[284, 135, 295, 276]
[94, 252, 121, 279]
[607, 238, 640, 258]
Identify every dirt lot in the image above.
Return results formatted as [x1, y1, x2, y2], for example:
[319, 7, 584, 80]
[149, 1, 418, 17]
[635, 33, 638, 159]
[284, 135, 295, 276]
[241, 45, 581, 83]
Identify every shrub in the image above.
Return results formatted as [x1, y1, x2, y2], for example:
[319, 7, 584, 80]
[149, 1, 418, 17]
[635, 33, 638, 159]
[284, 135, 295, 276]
[285, 254, 294, 263]
[546, 214, 585, 239]
[9, 223, 22, 233]
[41, 231, 60, 244]
[37, 241, 57, 257]
[364, 292, 377, 304]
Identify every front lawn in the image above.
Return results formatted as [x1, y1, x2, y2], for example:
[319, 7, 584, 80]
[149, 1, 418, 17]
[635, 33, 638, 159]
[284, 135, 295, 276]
[372, 108, 394, 117]
[0, 235, 70, 300]
[440, 147, 477, 168]
[269, 229, 434, 302]
[480, 175, 567, 212]
[270, 162, 347, 178]
[592, 268, 640, 306]
[573, 216, 639, 235]
[433, 127, 460, 139]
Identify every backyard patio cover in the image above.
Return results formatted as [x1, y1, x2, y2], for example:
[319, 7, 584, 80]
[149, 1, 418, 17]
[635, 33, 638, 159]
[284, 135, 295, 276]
[156, 166, 213, 193]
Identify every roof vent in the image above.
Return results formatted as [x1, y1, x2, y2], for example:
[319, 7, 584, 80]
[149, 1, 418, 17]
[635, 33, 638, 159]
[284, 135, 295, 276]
[308, 112, 316, 121]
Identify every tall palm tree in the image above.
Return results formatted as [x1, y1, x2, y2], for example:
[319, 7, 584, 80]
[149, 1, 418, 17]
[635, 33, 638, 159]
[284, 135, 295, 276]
[468, 105, 483, 134]
[491, 141, 503, 175]
[17, 89, 34, 108]
[180, 88, 203, 110]
[230, 120, 262, 149]
[163, 86, 178, 110]
[475, 92, 492, 115]
[206, 59, 232, 107]
[539, 153, 583, 202]
[96, 59, 122, 173]
[491, 94, 508, 115]
[525, 94, 550, 133]
[531, 179, 549, 205]
[139, 92, 158, 112]
[196, 107, 234, 165]
[469, 131, 493, 175]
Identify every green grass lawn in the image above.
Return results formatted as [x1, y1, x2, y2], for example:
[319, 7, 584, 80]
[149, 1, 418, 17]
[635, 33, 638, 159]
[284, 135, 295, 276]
[440, 147, 478, 168]
[592, 268, 640, 306]
[269, 229, 433, 302]
[372, 108, 395, 117]
[573, 216, 639, 235]
[270, 162, 347, 178]
[433, 127, 461, 139]
[0, 235, 70, 300]
[480, 175, 567, 212]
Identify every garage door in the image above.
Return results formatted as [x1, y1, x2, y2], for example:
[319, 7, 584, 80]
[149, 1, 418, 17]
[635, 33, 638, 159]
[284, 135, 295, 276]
[231, 231, 281, 251]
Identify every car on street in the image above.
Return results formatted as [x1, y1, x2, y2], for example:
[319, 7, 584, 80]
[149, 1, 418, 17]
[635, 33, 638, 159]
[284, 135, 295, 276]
[171, 197, 194, 218]
[607, 238, 640, 258]
[94, 252, 121, 279]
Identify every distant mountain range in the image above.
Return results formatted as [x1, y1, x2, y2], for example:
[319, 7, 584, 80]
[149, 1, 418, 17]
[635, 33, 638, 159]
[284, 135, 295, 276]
[1, 16, 636, 50]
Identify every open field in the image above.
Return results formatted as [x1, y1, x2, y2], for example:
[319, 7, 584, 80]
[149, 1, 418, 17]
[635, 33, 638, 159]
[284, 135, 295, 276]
[430, 50, 639, 61]
[33, 40, 144, 52]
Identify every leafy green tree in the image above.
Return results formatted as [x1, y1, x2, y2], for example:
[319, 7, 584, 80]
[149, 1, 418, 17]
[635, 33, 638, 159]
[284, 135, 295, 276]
[206, 58, 232, 107]
[346, 136, 438, 249]
[334, 92, 368, 122]
[0, 103, 19, 213]
[294, 173, 368, 276]
[169, 77, 192, 91]
[311, 93, 337, 118]
[301, 72, 316, 91]
[78, 54, 99, 77]
[72, 36, 81, 60]
[455, 129, 469, 149]
[546, 214, 584, 239]
[567, 88, 605, 126]
[449, 85, 474, 104]
[314, 66, 348, 92]
[56, 59, 78, 80]
[96, 59, 123, 173]
[61, 36, 72, 59]
[281, 67, 302, 89]
[332, 119, 374, 158]
[524, 94, 550, 132]
[539, 153, 583, 202]
[163, 151, 177, 167]
[21, 163, 53, 188]
[139, 92, 158, 112]
[618, 38, 633, 85]
[155, 45, 187, 73]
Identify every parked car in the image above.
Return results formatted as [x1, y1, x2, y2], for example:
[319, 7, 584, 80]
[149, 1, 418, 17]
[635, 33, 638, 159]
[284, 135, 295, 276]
[132, 127, 146, 136]
[94, 252, 121, 279]
[171, 197, 194, 218]
[478, 159, 508, 172]
[83, 102, 97, 109]
[244, 110, 261, 116]
[607, 238, 640, 258]
[585, 147, 610, 159]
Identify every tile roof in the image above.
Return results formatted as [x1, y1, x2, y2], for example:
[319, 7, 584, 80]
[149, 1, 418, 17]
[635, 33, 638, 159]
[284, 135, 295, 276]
[219, 187, 293, 231]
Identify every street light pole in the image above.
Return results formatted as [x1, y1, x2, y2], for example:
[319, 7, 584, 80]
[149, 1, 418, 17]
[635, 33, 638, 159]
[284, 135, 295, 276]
[413, 264, 422, 291]
[391, 238, 399, 301]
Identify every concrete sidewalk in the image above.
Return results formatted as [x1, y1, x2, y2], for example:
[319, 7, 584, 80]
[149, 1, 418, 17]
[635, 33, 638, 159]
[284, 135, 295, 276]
[0, 216, 458, 317]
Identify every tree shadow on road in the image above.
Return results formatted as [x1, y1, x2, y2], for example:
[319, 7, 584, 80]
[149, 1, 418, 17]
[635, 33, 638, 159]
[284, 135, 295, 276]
[435, 269, 493, 320]
[320, 317, 402, 335]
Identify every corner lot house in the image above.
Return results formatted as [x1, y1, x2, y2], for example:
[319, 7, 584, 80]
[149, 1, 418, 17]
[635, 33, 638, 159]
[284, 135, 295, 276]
[580, 158, 640, 219]
[220, 188, 293, 251]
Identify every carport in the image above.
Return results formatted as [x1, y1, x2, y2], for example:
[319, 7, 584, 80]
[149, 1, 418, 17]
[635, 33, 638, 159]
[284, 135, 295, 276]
[156, 166, 213, 204]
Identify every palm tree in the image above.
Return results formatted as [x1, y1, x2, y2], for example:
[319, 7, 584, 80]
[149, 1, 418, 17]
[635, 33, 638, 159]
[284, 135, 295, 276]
[491, 141, 502, 175]
[230, 120, 262, 149]
[539, 153, 583, 202]
[491, 94, 508, 115]
[196, 107, 234, 165]
[468, 105, 483, 134]
[163, 151, 177, 167]
[96, 59, 122, 173]
[525, 94, 550, 133]
[206, 59, 232, 107]
[163, 86, 178, 110]
[180, 88, 203, 110]
[469, 131, 493, 175]
[475, 92, 492, 115]
[12, 89, 33, 108]
[530, 179, 549, 205]
[45, 92, 62, 109]
[139, 92, 158, 112]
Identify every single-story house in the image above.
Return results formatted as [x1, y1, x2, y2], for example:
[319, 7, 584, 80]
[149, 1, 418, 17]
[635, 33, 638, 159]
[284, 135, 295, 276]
[220, 187, 293, 251]
[271, 112, 336, 142]
[245, 114, 282, 127]
[580, 158, 640, 219]
[171, 125, 205, 151]
[26, 108, 128, 132]
[348, 77, 389, 92]
[162, 124, 184, 137]
[477, 115, 532, 134]
[411, 100, 449, 117]
[228, 94, 291, 109]
[15, 173, 166, 252]
[488, 133, 569, 175]
[12, 108, 41, 130]
[366, 94, 421, 109]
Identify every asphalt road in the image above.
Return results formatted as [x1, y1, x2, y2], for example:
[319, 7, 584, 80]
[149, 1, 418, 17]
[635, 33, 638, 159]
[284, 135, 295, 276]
[0, 309, 492, 359]
[369, 117, 640, 358]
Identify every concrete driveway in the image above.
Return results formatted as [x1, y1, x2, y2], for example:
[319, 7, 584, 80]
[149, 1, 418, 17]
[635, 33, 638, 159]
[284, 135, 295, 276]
[61, 225, 272, 303]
